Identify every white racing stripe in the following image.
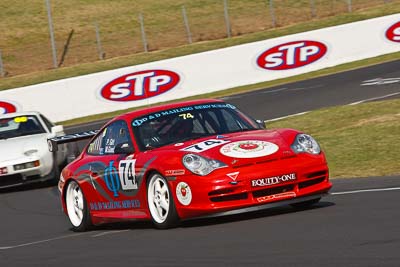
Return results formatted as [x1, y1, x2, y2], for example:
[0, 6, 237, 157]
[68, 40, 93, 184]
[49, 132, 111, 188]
[349, 92, 400, 105]
[331, 187, 400, 195]
[265, 92, 400, 122]
[265, 111, 309, 122]
[0, 233, 86, 250]
[92, 229, 130, 238]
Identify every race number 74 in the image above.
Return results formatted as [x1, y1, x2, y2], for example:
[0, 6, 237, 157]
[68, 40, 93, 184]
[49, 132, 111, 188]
[118, 159, 138, 190]
[179, 113, 194, 120]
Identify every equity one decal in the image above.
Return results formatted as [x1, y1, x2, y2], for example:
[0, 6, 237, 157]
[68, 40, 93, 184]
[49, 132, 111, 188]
[252, 173, 296, 187]
[257, 40, 327, 70]
[0, 100, 18, 114]
[100, 69, 180, 102]
[386, 21, 400, 43]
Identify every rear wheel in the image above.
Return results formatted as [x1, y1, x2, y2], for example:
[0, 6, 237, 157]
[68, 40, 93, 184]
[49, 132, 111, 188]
[147, 173, 179, 229]
[291, 197, 321, 209]
[65, 180, 92, 232]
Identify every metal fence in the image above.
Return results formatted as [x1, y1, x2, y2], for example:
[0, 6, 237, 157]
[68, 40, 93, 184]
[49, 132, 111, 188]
[0, 0, 397, 77]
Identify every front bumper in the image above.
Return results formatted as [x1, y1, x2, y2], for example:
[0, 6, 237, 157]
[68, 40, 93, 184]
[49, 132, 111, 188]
[169, 154, 332, 219]
[0, 160, 52, 189]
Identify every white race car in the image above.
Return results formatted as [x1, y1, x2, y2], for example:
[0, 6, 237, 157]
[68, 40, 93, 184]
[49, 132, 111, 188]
[0, 112, 68, 189]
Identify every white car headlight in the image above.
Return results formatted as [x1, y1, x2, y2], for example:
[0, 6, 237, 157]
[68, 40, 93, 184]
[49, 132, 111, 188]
[291, 134, 321, 155]
[182, 154, 227, 176]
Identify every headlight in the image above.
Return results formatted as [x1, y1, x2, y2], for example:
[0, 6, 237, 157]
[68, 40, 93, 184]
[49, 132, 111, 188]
[291, 134, 321, 155]
[182, 154, 227, 176]
[13, 160, 40, 171]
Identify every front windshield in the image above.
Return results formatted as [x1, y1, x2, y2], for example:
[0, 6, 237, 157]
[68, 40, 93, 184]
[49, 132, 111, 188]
[131, 103, 259, 151]
[0, 115, 46, 139]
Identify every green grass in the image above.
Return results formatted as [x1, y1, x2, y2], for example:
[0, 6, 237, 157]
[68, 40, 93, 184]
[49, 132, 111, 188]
[267, 98, 400, 178]
[0, 0, 400, 88]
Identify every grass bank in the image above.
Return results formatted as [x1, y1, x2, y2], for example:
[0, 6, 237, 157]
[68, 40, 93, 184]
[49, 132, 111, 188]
[268, 98, 400, 178]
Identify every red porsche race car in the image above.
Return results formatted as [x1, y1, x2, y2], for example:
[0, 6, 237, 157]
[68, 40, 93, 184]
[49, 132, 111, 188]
[48, 99, 332, 231]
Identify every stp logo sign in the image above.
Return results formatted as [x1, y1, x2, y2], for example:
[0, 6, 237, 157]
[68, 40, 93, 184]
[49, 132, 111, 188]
[257, 40, 327, 70]
[0, 100, 18, 115]
[100, 69, 180, 102]
[386, 21, 400, 43]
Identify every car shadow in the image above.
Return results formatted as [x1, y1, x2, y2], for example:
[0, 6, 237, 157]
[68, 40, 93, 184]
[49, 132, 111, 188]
[77, 201, 335, 232]
[181, 201, 335, 228]
[0, 179, 57, 194]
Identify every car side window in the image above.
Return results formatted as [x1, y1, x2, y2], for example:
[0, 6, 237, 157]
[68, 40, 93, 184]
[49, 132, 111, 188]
[40, 114, 55, 132]
[87, 120, 134, 155]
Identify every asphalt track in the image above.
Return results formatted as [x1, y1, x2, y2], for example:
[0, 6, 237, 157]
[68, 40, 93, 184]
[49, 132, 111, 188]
[1, 60, 400, 266]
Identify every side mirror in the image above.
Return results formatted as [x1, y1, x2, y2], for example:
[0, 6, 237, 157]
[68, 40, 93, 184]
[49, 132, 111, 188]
[255, 119, 266, 129]
[51, 125, 64, 135]
[114, 143, 134, 154]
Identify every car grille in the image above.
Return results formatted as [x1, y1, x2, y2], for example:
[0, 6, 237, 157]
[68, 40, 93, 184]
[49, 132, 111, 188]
[210, 193, 248, 203]
[298, 177, 326, 189]
[298, 170, 328, 189]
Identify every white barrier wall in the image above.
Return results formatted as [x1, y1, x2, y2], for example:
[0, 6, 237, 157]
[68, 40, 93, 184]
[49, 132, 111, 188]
[0, 14, 399, 122]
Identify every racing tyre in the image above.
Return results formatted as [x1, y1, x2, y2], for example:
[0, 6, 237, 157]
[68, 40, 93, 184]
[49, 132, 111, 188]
[65, 180, 92, 232]
[291, 197, 321, 209]
[147, 173, 179, 229]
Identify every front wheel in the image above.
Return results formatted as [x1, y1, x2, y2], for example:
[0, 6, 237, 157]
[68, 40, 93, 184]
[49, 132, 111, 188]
[147, 173, 179, 229]
[65, 180, 92, 232]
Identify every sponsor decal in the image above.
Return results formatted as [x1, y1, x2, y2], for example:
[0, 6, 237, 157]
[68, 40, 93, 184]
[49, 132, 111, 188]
[256, 192, 296, 203]
[181, 139, 229, 153]
[89, 200, 140, 211]
[176, 182, 192, 206]
[220, 140, 279, 158]
[226, 171, 239, 181]
[386, 21, 400, 43]
[0, 100, 18, 115]
[104, 159, 138, 197]
[252, 173, 296, 187]
[100, 69, 180, 102]
[257, 40, 327, 70]
[131, 103, 236, 127]
[104, 161, 121, 197]
[165, 169, 185, 176]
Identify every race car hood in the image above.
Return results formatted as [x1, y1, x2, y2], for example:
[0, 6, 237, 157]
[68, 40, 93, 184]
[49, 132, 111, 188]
[154, 129, 297, 167]
[0, 133, 49, 163]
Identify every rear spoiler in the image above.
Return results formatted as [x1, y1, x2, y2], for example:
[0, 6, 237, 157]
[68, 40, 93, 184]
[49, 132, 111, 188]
[47, 130, 99, 152]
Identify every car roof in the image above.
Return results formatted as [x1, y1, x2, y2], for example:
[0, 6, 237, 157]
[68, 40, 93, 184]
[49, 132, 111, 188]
[112, 98, 225, 122]
[0, 111, 42, 119]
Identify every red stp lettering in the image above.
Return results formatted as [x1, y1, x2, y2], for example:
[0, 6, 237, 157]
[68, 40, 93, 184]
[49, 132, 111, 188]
[386, 21, 400, 43]
[100, 70, 180, 102]
[257, 40, 327, 70]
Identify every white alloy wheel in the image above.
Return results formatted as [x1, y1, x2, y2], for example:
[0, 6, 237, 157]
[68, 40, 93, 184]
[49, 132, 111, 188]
[66, 181, 85, 227]
[148, 174, 170, 223]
